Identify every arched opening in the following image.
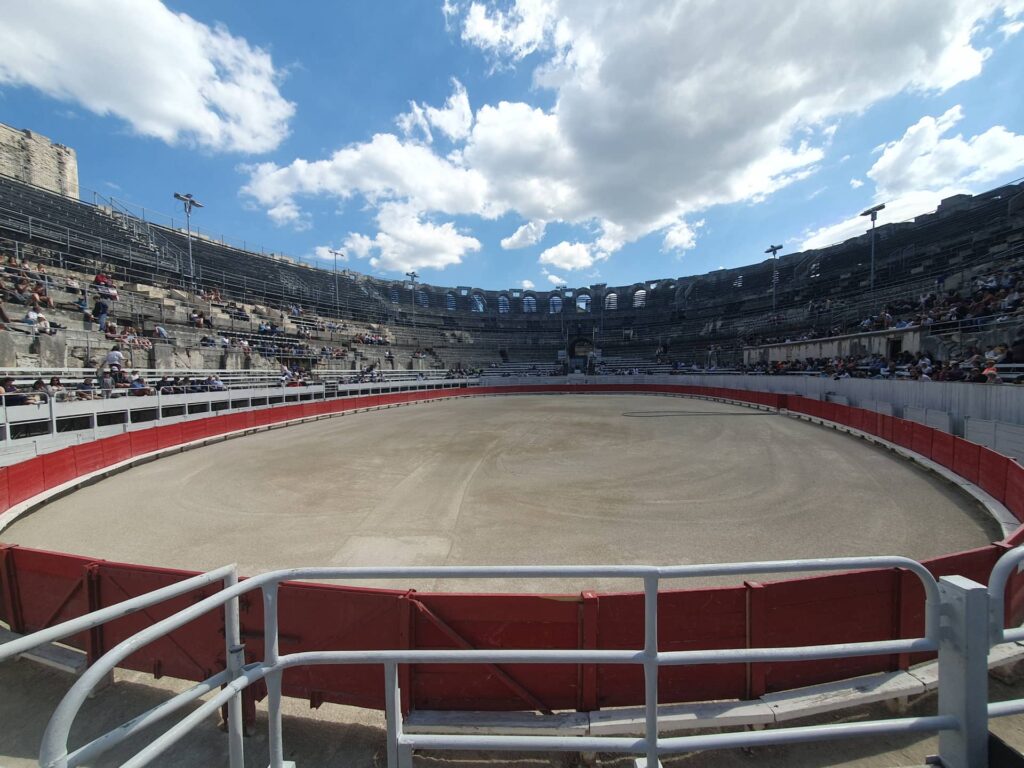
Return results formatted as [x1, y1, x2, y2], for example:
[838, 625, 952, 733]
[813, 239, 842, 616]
[604, 293, 618, 310]
[576, 294, 591, 312]
[633, 290, 647, 308]
[549, 295, 563, 314]
[445, 292, 457, 311]
[522, 295, 537, 313]
[389, 288, 400, 304]
[471, 293, 486, 312]
[498, 295, 510, 314]
[415, 289, 429, 307]
[569, 338, 594, 357]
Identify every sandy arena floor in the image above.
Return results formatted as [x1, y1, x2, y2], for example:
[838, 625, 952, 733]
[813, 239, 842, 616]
[1, 394, 999, 592]
[0, 394, 1013, 767]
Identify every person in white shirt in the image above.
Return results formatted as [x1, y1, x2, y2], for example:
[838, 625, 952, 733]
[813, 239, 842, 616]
[104, 345, 126, 370]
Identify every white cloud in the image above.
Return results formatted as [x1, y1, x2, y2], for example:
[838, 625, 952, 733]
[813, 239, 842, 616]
[802, 105, 1024, 249]
[242, 0, 1023, 274]
[398, 78, 473, 143]
[538, 240, 596, 270]
[520, 279, 536, 289]
[343, 202, 481, 272]
[0, 0, 293, 153]
[662, 218, 703, 252]
[313, 246, 349, 262]
[501, 220, 547, 249]
[242, 132, 495, 219]
[546, 272, 567, 286]
[461, 0, 559, 60]
[850, 178, 864, 188]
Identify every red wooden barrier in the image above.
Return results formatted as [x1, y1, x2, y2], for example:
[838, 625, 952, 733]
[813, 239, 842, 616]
[100, 433, 132, 464]
[911, 423, 934, 458]
[6, 457, 44, 506]
[72, 441, 106, 475]
[0, 466, 9, 514]
[41, 447, 78, 490]
[978, 448, 1010, 502]
[1004, 462, 1024, 524]
[892, 419, 915, 450]
[129, 428, 159, 457]
[953, 439, 981, 484]
[931, 431, 956, 470]
[1, 384, 1023, 714]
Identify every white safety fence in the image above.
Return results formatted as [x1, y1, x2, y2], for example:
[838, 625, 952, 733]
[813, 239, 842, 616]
[0, 378, 474, 462]
[4, 549, 1024, 768]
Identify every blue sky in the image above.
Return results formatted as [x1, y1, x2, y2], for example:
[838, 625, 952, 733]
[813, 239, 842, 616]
[1, 0, 1023, 292]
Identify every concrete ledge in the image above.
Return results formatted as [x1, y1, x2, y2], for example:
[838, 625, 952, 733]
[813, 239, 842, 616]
[0, 627, 86, 675]
[589, 699, 774, 734]
[403, 643, 1024, 741]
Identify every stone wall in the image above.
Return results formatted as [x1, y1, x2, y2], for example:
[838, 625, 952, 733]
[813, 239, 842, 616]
[0, 123, 79, 197]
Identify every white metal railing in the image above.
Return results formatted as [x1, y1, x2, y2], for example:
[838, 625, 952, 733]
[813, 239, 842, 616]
[0, 378, 476, 456]
[8, 554, 1004, 768]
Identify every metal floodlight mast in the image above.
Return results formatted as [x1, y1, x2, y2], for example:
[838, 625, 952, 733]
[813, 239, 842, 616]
[173, 192, 204, 290]
[765, 244, 783, 311]
[406, 271, 419, 331]
[860, 203, 885, 290]
[328, 249, 344, 322]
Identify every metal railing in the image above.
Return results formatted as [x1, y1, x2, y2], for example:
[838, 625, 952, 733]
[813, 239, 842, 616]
[5, 554, 992, 768]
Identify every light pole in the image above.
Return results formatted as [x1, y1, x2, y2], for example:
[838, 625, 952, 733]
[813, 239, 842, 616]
[328, 249, 344, 324]
[405, 271, 419, 332]
[173, 192, 203, 291]
[860, 203, 885, 290]
[765, 244, 782, 311]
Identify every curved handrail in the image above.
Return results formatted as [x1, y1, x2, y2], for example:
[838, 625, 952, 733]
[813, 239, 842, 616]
[39, 555, 942, 768]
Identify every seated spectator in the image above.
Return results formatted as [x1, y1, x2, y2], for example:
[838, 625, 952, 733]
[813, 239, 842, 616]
[76, 377, 98, 400]
[129, 372, 152, 396]
[0, 377, 29, 406]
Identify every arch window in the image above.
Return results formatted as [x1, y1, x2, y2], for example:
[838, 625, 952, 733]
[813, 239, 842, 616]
[445, 292, 457, 311]
[471, 293, 486, 312]
[604, 293, 618, 310]
[415, 290, 429, 307]
[576, 294, 591, 312]
[498, 295, 510, 313]
[549, 295, 563, 314]
[522, 295, 537, 313]
[389, 288, 400, 303]
[633, 290, 647, 308]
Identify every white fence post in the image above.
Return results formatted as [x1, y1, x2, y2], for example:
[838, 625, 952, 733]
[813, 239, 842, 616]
[936, 575, 989, 768]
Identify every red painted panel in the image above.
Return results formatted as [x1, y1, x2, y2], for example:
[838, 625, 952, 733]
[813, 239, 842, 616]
[978, 448, 1010, 502]
[953, 439, 981, 484]
[1005, 462, 1024, 523]
[595, 587, 748, 706]
[408, 591, 581, 711]
[892, 419, 915, 449]
[179, 419, 209, 444]
[0, 466, 9, 513]
[95, 562, 228, 683]
[757, 570, 899, 691]
[7, 457, 45, 506]
[252, 408, 275, 426]
[240, 580, 408, 711]
[129, 428, 159, 457]
[931, 431, 955, 470]
[100, 433, 132, 465]
[72, 441, 106, 475]
[156, 423, 183, 450]
[3, 547, 96, 644]
[877, 414, 894, 442]
[205, 415, 228, 436]
[41, 447, 78, 490]
[911, 423, 934, 458]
